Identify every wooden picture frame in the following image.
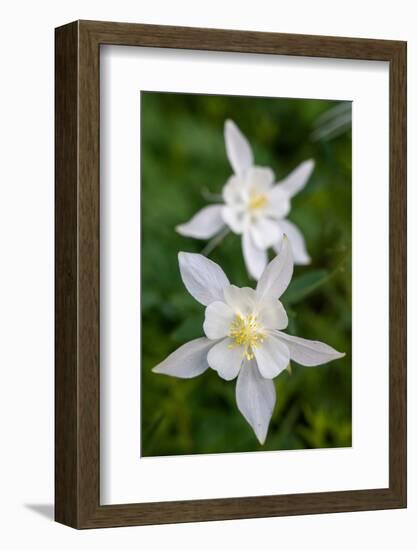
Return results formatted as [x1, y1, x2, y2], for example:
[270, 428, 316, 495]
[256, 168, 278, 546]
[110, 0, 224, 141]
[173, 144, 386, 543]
[55, 20, 407, 528]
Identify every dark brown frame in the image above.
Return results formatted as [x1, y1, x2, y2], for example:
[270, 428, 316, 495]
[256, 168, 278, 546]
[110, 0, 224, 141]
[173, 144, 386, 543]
[55, 20, 407, 529]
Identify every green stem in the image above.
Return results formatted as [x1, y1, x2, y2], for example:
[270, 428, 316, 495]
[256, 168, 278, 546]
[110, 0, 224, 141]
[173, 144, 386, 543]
[201, 187, 223, 202]
[201, 227, 230, 257]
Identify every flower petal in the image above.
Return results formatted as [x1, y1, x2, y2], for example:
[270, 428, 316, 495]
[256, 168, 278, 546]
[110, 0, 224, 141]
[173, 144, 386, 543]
[222, 205, 245, 234]
[276, 331, 345, 366]
[178, 252, 230, 306]
[256, 235, 293, 299]
[265, 186, 291, 219]
[236, 359, 276, 444]
[222, 175, 248, 206]
[224, 119, 253, 177]
[274, 220, 311, 265]
[223, 285, 257, 316]
[203, 301, 234, 340]
[246, 166, 275, 192]
[242, 229, 268, 280]
[152, 337, 215, 378]
[207, 337, 244, 380]
[253, 332, 290, 379]
[276, 159, 315, 198]
[250, 217, 283, 249]
[176, 205, 225, 239]
[257, 299, 288, 330]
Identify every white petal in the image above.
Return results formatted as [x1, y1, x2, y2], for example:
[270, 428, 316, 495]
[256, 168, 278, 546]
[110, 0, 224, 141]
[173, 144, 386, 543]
[236, 359, 276, 444]
[176, 205, 225, 239]
[222, 205, 245, 234]
[274, 220, 311, 265]
[223, 285, 257, 316]
[152, 337, 214, 378]
[178, 252, 230, 306]
[277, 159, 315, 198]
[257, 299, 288, 330]
[250, 217, 283, 249]
[224, 119, 253, 177]
[265, 186, 291, 219]
[242, 230, 268, 280]
[256, 235, 293, 299]
[276, 331, 345, 366]
[203, 301, 234, 340]
[253, 332, 290, 379]
[246, 166, 275, 192]
[222, 175, 248, 206]
[207, 337, 244, 380]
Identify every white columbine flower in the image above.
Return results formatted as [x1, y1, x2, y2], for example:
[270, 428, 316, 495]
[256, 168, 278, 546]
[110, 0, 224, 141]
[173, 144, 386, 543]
[153, 237, 344, 444]
[176, 119, 315, 280]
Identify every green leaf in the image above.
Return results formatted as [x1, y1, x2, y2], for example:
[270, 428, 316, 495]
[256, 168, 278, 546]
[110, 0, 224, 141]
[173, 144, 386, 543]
[171, 316, 204, 343]
[283, 270, 329, 305]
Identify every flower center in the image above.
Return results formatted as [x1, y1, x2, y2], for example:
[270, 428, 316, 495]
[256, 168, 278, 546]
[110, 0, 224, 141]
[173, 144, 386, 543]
[248, 191, 268, 211]
[229, 314, 265, 360]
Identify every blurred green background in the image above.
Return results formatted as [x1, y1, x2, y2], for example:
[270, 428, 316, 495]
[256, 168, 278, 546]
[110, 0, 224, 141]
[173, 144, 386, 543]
[140, 92, 352, 457]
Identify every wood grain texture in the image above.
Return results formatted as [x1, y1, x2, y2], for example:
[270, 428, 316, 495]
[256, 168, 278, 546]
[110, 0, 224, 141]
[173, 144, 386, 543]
[388, 42, 407, 504]
[55, 20, 407, 529]
[55, 21, 79, 527]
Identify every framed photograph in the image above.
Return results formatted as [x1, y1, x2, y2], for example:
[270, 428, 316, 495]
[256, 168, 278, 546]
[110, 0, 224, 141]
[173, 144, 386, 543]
[55, 20, 406, 528]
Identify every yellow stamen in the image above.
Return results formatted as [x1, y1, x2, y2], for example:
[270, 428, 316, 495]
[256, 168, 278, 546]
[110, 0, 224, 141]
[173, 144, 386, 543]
[229, 314, 265, 360]
[248, 192, 268, 211]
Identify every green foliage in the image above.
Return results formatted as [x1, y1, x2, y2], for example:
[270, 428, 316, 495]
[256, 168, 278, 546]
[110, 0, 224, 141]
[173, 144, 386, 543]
[141, 91, 352, 456]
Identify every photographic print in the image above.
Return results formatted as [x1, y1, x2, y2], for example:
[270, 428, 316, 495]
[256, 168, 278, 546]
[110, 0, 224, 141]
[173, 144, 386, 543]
[56, 21, 406, 527]
[141, 91, 352, 457]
